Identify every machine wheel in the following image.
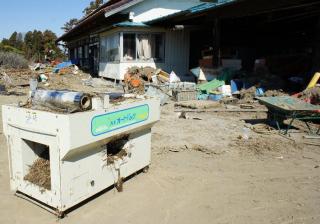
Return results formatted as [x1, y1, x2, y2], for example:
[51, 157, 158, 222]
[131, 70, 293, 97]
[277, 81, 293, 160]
[143, 166, 149, 173]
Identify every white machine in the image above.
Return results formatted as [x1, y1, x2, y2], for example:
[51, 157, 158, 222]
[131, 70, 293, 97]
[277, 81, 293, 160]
[2, 95, 160, 216]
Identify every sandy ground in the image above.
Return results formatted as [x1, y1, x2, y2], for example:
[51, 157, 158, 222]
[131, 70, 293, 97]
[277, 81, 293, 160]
[0, 93, 319, 224]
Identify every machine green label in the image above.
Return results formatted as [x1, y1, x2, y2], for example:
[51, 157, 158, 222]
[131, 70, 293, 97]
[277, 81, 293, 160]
[91, 104, 149, 136]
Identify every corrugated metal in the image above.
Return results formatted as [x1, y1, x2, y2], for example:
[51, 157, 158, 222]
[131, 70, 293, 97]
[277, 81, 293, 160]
[188, 0, 236, 14]
[164, 30, 190, 76]
[113, 21, 150, 27]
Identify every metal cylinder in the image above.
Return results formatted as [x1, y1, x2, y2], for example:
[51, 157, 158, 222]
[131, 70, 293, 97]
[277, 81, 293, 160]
[32, 90, 92, 112]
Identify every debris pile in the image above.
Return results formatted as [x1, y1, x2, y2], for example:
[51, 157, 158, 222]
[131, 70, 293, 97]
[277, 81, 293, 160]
[233, 135, 299, 154]
[300, 86, 320, 105]
[239, 86, 257, 102]
[123, 66, 196, 105]
[0, 68, 33, 87]
[124, 66, 172, 94]
[124, 66, 152, 94]
[24, 158, 51, 190]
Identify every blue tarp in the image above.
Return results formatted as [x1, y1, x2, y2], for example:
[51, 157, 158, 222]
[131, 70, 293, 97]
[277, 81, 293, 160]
[53, 61, 74, 73]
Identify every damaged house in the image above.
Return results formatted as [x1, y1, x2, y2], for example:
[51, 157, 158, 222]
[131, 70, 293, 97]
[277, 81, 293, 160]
[57, 0, 320, 89]
[57, 0, 208, 79]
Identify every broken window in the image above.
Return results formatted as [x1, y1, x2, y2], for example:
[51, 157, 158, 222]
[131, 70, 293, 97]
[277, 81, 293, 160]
[123, 33, 136, 61]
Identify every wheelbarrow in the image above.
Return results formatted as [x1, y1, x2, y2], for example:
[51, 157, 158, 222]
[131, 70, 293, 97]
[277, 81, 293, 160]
[257, 96, 320, 135]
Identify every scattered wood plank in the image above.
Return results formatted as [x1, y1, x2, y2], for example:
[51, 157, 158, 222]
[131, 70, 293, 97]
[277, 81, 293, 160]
[174, 108, 268, 113]
[240, 104, 255, 109]
[304, 142, 320, 146]
[303, 135, 320, 139]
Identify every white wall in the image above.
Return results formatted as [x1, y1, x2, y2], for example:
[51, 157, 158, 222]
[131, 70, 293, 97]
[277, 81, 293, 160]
[100, 61, 160, 80]
[123, 0, 202, 22]
[99, 63, 120, 79]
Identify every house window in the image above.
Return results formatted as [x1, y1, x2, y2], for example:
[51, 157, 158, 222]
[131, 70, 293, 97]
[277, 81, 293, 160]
[74, 48, 78, 59]
[123, 33, 164, 62]
[100, 33, 120, 63]
[78, 47, 83, 59]
[69, 48, 75, 60]
[100, 37, 107, 62]
[84, 45, 89, 59]
[123, 33, 136, 61]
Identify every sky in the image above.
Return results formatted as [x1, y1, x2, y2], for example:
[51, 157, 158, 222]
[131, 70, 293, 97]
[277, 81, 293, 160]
[0, 0, 93, 40]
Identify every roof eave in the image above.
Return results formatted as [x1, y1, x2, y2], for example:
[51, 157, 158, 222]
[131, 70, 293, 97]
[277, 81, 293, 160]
[56, 0, 144, 43]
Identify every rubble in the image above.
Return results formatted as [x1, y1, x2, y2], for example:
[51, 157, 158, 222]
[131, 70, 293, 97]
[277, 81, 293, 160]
[239, 86, 256, 101]
[123, 66, 156, 94]
[83, 77, 114, 88]
[264, 89, 287, 97]
[233, 134, 301, 155]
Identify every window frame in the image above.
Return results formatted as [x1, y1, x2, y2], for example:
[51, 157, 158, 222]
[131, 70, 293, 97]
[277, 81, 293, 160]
[99, 31, 165, 63]
[121, 31, 165, 63]
[122, 32, 137, 61]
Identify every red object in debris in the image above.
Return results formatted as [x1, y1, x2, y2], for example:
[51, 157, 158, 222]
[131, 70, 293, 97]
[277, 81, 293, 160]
[291, 92, 320, 113]
[291, 92, 311, 103]
[291, 92, 301, 98]
[130, 79, 141, 88]
[51, 60, 61, 66]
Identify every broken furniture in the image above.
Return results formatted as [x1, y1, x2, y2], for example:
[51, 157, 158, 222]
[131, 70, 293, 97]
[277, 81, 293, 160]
[2, 94, 160, 217]
[257, 96, 320, 135]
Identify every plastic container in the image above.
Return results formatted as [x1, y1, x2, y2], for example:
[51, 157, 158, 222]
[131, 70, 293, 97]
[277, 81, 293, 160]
[208, 94, 223, 101]
[220, 85, 232, 96]
[255, 88, 265, 97]
[242, 128, 250, 140]
[231, 79, 246, 93]
[197, 93, 209, 100]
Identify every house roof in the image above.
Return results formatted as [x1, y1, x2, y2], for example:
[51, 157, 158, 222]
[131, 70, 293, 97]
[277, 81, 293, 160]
[148, 0, 320, 25]
[57, 0, 143, 42]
